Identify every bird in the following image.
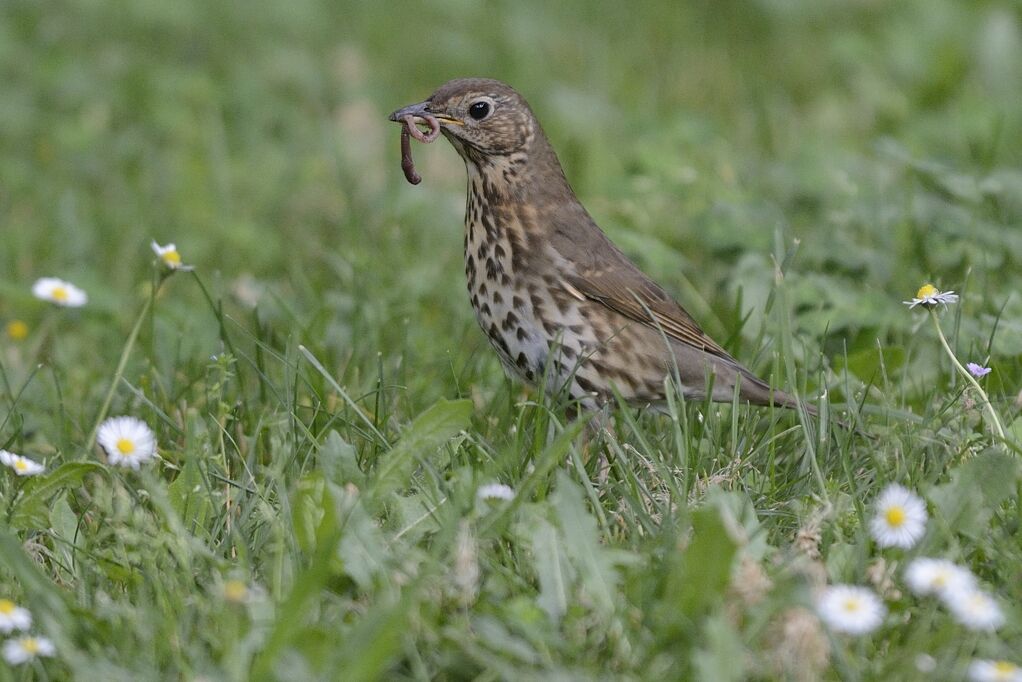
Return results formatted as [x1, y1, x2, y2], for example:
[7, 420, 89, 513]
[389, 78, 817, 418]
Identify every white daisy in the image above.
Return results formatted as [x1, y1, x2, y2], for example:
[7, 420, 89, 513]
[31, 277, 87, 307]
[903, 283, 958, 309]
[904, 558, 976, 597]
[0, 450, 45, 477]
[946, 589, 1005, 632]
[869, 484, 927, 548]
[151, 241, 191, 270]
[0, 600, 32, 633]
[969, 659, 1022, 682]
[815, 585, 886, 635]
[222, 579, 250, 605]
[96, 416, 157, 469]
[1, 635, 55, 665]
[476, 483, 515, 502]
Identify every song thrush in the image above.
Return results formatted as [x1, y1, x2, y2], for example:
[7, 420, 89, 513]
[389, 78, 815, 416]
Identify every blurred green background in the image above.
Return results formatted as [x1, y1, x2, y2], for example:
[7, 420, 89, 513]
[4, 0, 1021, 403]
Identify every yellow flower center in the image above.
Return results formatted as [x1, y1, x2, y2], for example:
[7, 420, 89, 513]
[162, 250, 181, 266]
[13, 459, 28, 472]
[994, 661, 1017, 674]
[5, 320, 28, 341]
[932, 571, 947, 587]
[116, 438, 136, 455]
[0, 599, 14, 614]
[51, 286, 69, 302]
[916, 284, 938, 299]
[884, 506, 906, 527]
[21, 638, 39, 654]
[841, 598, 861, 613]
[224, 580, 248, 603]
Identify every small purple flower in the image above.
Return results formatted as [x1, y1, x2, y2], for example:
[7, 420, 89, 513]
[966, 362, 991, 378]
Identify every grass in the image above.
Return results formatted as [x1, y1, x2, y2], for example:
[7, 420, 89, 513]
[1, 0, 1021, 679]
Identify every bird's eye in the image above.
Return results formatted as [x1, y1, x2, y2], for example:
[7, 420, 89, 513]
[468, 101, 491, 120]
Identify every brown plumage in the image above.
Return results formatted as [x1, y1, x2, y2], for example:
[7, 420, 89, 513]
[389, 78, 816, 416]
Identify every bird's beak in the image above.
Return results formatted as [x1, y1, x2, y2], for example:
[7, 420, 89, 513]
[388, 101, 463, 126]
[388, 100, 430, 122]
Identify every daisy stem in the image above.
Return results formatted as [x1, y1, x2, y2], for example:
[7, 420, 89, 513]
[84, 287, 158, 453]
[928, 309, 1006, 443]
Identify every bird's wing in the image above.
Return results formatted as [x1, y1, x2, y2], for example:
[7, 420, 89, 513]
[546, 210, 736, 362]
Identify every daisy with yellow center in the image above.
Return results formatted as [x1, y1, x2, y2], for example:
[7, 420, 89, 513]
[0, 599, 32, 633]
[904, 557, 976, 597]
[5, 320, 29, 341]
[151, 241, 191, 271]
[946, 588, 1005, 632]
[815, 585, 886, 635]
[2, 635, 55, 665]
[96, 416, 157, 469]
[969, 659, 1022, 682]
[903, 283, 959, 309]
[223, 580, 250, 604]
[31, 277, 88, 307]
[476, 483, 515, 503]
[0, 450, 45, 477]
[869, 484, 927, 548]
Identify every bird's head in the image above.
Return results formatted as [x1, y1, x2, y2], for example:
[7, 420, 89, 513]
[389, 78, 536, 158]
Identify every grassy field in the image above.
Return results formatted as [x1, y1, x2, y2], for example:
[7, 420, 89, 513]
[2, 0, 1021, 679]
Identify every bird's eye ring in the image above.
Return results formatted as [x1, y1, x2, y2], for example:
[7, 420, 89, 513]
[468, 100, 491, 120]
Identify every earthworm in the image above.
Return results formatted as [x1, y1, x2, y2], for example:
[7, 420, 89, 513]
[400, 125, 421, 185]
[399, 113, 440, 185]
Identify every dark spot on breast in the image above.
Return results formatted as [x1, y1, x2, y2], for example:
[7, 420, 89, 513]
[483, 178, 498, 203]
[569, 324, 584, 335]
[551, 289, 572, 315]
[480, 303, 491, 317]
[492, 291, 503, 305]
[488, 323, 511, 355]
[494, 244, 506, 260]
[486, 258, 498, 279]
[516, 352, 528, 368]
[502, 311, 519, 331]
[476, 243, 487, 260]
[575, 375, 598, 395]
[516, 327, 528, 341]
[512, 295, 526, 310]
[478, 282, 488, 297]
[500, 274, 511, 287]
[481, 210, 497, 239]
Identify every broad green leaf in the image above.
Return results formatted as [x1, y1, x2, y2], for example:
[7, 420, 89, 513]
[929, 450, 1021, 539]
[370, 399, 472, 499]
[254, 475, 342, 680]
[9, 462, 105, 530]
[167, 456, 212, 532]
[551, 471, 618, 614]
[667, 507, 739, 618]
[334, 581, 420, 682]
[337, 495, 388, 590]
[692, 613, 746, 682]
[530, 517, 572, 623]
[319, 430, 365, 488]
